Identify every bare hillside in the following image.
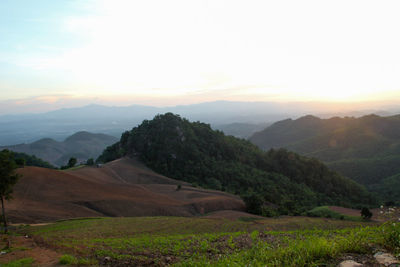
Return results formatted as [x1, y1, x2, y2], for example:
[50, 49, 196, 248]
[6, 158, 245, 223]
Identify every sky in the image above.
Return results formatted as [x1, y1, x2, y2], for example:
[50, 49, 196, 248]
[1, 0, 400, 114]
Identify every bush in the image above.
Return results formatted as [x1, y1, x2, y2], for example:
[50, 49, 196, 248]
[86, 158, 94, 166]
[2, 258, 34, 267]
[361, 207, 373, 220]
[59, 254, 77, 265]
[242, 192, 264, 215]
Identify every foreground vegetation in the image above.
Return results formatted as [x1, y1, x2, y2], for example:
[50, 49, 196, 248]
[11, 216, 399, 266]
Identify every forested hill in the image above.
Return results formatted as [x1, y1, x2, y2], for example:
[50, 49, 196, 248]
[250, 114, 400, 159]
[249, 114, 400, 203]
[1, 131, 118, 167]
[98, 113, 374, 215]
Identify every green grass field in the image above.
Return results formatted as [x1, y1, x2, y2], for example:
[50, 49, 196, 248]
[14, 216, 399, 266]
[304, 206, 363, 221]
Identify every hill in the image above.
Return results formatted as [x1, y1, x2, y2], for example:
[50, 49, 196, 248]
[212, 122, 270, 138]
[249, 114, 400, 202]
[97, 113, 374, 215]
[6, 157, 244, 223]
[1, 100, 394, 146]
[1, 131, 118, 166]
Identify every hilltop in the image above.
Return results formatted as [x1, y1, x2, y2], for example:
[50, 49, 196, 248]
[97, 113, 374, 216]
[1, 131, 118, 166]
[249, 114, 400, 202]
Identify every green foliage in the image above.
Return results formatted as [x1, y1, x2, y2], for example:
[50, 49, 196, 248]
[2, 258, 34, 267]
[11, 152, 55, 169]
[21, 216, 395, 267]
[68, 157, 77, 168]
[242, 192, 264, 215]
[59, 254, 77, 265]
[383, 222, 400, 254]
[96, 142, 123, 163]
[60, 157, 79, 170]
[375, 173, 400, 206]
[249, 114, 400, 203]
[305, 206, 362, 221]
[361, 207, 372, 220]
[0, 149, 21, 232]
[98, 113, 374, 215]
[86, 158, 94, 166]
[14, 158, 25, 167]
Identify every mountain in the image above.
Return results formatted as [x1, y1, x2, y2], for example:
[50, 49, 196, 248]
[212, 122, 270, 138]
[249, 114, 400, 203]
[0, 101, 394, 146]
[1, 131, 118, 167]
[97, 113, 374, 215]
[7, 158, 244, 223]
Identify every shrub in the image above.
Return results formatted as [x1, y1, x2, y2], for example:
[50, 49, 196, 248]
[361, 207, 373, 220]
[59, 254, 77, 265]
[3, 258, 34, 267]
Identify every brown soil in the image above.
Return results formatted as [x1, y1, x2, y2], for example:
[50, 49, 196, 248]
[6, 157, 245, 223]
[204, 210, 264, 220]
[0, 234, 62, 267]
[329, 206, 361, 217]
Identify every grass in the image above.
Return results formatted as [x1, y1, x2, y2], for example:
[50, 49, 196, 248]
[17, 216, 394, 266]
[59, 254, 77, 265]
[304, 206, 362, 221]
[2, 258, 34, 267]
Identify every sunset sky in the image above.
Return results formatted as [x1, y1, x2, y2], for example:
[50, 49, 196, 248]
[1, 0, 400, 113]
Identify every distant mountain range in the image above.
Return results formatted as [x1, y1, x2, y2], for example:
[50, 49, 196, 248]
[0, 100, 396, 145]
[249, 114, 400, 203]
[1, 131, 118, 166]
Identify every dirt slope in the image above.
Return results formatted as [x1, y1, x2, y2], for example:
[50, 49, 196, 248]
[6, 158, 245, 223]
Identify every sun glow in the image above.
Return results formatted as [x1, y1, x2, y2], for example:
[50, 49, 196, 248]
[1, 0, 400, 105]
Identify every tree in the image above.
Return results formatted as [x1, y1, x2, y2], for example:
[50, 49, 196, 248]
[86, 158, 94, 166]
[361, 207, 372, 220]
[0, 150, 21, 233]
[68, 157, 77, 168]
[15, 158, 26, 168]
[242, 192, 264, 215]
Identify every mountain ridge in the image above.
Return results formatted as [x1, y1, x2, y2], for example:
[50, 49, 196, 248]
[1, 131, 118, 166]
[249, 113, 400, 203]
[1, 100, 396, 146]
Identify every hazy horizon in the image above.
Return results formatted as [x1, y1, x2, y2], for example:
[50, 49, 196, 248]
[1, 0, 400, 114]
[0, 97, 399, 116]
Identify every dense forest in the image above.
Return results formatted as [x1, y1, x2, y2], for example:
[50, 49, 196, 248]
[11, 151, 56, 169]
[250, 114, 400, 204]
[98, 113, 374, 215]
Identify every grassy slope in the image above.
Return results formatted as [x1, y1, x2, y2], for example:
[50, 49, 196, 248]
[16, 216, 400, 266]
